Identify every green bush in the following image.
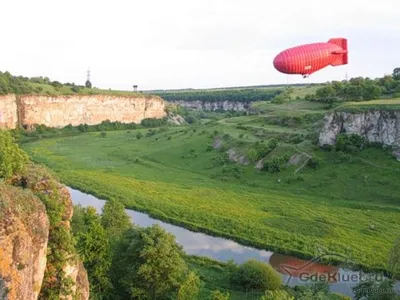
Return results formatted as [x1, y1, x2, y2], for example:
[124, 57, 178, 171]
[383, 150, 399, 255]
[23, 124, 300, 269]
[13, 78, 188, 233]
[260, 290, 294, 300]
[0, 130, 29, 178]
[232, 259, 282, 292]
[335, 134, 367, 153]
[208, 290, 230, 300]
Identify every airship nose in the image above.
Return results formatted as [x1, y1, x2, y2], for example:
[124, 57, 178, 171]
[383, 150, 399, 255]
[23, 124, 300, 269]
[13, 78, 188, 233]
[273, 53, 287, 72]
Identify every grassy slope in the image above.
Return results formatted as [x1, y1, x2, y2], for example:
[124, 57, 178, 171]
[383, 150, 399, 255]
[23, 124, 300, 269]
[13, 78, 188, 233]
[337, 98, 400, 111]
[25, 81, 153, 97]
[21, 100, 400, 275]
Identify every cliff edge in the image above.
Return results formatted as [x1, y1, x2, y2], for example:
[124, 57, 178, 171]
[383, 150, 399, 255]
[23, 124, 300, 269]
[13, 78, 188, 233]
[0, 94, 166, 129]
[0, 165, 89, 300]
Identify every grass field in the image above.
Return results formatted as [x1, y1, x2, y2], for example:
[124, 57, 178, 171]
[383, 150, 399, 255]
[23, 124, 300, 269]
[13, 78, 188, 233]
[337, 98, 400, 111]
[21, 100, 400, 276]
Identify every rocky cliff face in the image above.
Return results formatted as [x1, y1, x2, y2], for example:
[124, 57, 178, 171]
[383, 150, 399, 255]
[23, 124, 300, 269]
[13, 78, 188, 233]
[0, 94, 166, 129]
[0, 165, 90, 300]
[0, 95, 18, 129]
[319, 110, 400, 147]
[169, 100, 250, 111]
[0, 183, 49, 300]
[20, 95, 166, 128]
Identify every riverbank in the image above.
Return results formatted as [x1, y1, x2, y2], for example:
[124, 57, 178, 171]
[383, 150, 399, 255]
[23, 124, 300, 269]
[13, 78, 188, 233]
[69, 187, 400, 299]
[21, 127, 400, 278]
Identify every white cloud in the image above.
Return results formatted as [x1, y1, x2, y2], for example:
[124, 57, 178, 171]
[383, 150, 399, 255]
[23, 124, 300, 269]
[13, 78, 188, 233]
[1, 0, 399, 90]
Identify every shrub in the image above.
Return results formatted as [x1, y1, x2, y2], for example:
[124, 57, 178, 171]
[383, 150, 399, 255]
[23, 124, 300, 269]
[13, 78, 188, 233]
[260, 290, 294, 300]
[335, 134, 366, 153]
[136, 132, 143, 140]
[232, 259, 282, 292]
[307, 155, 321, 169]
[209, 290, 230, 300]
[100, 131, 107, 138]
[0, 130, 29, 179]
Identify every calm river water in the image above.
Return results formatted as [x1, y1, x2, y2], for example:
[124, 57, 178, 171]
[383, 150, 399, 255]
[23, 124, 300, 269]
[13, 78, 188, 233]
[68, 187, 399, 299]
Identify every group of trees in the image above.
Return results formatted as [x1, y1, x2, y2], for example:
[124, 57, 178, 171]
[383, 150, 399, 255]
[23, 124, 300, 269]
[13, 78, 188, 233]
[306, 68, 400, 103]
[0, 71, 91, 95]
[152, 88, 281, 103]
[72, 200, 204, 300]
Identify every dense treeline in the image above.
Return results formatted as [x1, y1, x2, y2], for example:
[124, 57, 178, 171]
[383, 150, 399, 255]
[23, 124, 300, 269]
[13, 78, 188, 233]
[0, 71, 88, 95]
[0, 70, 147, 96]
[306, 68, 400, 103]
[151, 88, 281, 103]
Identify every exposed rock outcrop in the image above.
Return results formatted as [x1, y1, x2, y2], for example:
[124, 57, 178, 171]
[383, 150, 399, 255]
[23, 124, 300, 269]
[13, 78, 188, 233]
[0, 95, 18, 129]
[20, 95, 166, 129]
[169, 100, 250, 111]
[0, 94, 166, 129]
[319, 110, 400, 147]
[0, 183, 49, 300]
[0, 165, 90, 300]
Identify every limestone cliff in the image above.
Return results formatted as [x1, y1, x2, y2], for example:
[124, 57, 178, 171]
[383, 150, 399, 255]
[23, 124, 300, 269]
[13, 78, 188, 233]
[319, 110, 400, 147]
[0, 165, 90, 300]
[169, 100, 250, 111]
[0, 184, 49, 300]
[0, 95, 18, 129]
[20, 95, 166, 128]
[0, 94, 166, 129]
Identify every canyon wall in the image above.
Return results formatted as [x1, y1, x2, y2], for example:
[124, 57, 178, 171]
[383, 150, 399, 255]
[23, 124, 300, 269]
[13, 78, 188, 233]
[169, 100, 251, 111]
[0, 95, 18, 129]
[319, 110, 400, 147]
[0, 94, 166, 129]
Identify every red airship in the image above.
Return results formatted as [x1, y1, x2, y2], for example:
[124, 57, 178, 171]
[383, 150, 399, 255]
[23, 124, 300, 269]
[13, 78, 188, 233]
[273, 38, 348, 78]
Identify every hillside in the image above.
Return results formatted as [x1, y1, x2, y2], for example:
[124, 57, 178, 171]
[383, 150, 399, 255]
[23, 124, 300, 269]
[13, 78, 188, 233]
[21, 97, 400, 278]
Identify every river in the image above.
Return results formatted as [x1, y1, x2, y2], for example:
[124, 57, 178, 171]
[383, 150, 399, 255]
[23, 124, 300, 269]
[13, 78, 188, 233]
[68, 187, 399, 299]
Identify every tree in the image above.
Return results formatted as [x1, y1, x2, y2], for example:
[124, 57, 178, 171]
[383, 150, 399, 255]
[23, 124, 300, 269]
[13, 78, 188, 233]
[113, 225, 189, 299]
[393, 68, 400, 80]
[177, 271, 201, 300]
[232, 259, 282, 292]
[136, 132, 143, 140]
[0, 130, 29, 179]
[85, 80, 92, 88]
[101, 198, 132, 243]
[73, 206, 112, 299]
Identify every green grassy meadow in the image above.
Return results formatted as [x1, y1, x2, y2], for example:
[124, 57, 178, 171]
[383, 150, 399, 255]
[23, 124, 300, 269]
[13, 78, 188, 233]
[22, 100, 400, 275]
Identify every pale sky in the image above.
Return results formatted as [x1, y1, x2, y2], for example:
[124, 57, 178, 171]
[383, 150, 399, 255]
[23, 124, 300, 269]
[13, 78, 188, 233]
[1, 0, 399, 91]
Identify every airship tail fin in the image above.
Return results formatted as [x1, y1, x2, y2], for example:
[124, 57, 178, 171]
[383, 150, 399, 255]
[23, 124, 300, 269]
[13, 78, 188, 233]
[328, 38, 348, 66]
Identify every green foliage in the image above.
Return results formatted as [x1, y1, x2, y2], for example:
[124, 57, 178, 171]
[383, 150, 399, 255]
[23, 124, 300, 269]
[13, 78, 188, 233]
[232, 259, 282, 292]
[352, 279, 399, 300]
[136, 132, 143, 140]
[307, 155, 321, 169]
[101, 198, 132, 243]
[73, 206, 112, 299]
[208, 290, 230, 300]
[152, 88, 281, 103]
[177, 271, 201, 300]
[388, 237, 400, 279]
[141, 117, 168, 128]
[260, 290, 294, 300]
[100, 131, 107, 138]
[0, 70, 153, 96]
[0, 130, 29, 178]
[112, 225, 188, 299]
[335, 134, 367, 153]
[262, 154, 290, 173]
[308, 73, 400, 103]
